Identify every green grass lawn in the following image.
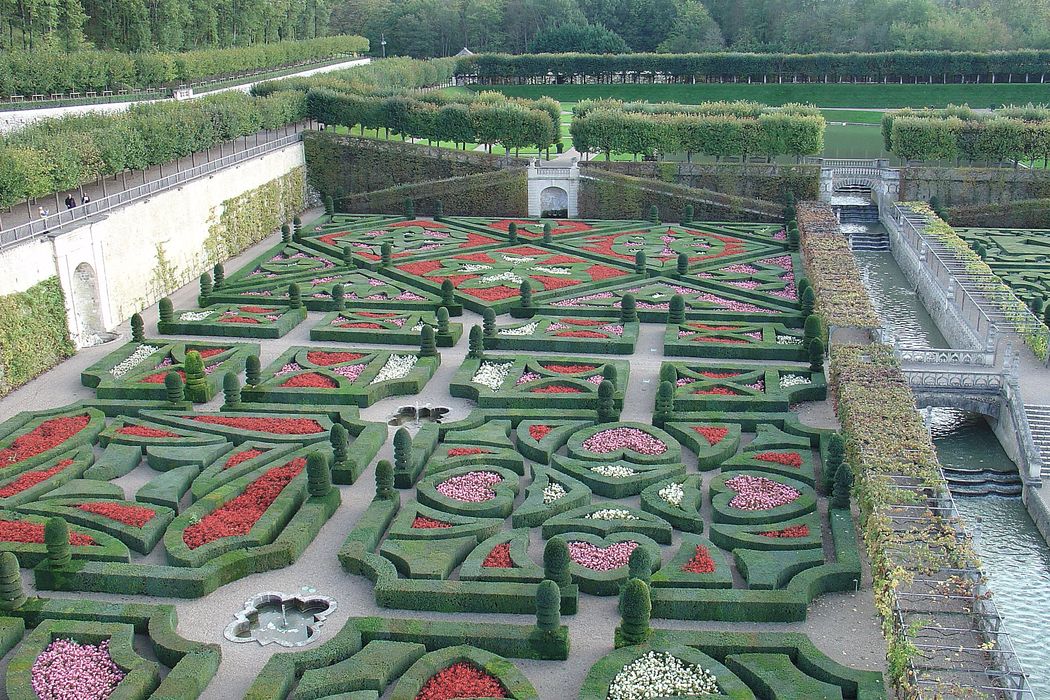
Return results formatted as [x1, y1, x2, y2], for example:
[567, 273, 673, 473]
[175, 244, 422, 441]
[469, 83, 1050, 109]
[820, 109, 885, 124]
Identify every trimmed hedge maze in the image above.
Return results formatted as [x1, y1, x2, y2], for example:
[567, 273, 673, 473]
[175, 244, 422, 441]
[0, 211, 887, 698]
[955, 226, 1050, 307]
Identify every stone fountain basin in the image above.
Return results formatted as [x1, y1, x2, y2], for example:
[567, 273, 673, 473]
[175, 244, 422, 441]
[224, 591, 336, 647]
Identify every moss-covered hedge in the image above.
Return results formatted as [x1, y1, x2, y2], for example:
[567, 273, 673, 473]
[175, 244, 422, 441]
[0, 277, 74, 398]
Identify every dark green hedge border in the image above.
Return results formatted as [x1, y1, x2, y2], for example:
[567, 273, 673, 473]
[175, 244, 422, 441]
[158, 305, 307, 339]
[0, 277, 74, 399]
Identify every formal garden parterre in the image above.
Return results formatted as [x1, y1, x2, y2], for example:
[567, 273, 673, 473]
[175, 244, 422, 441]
[0, 209, 886, 699]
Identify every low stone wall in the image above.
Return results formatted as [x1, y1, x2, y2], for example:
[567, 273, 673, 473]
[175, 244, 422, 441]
[899, 166, 1050, 207]
[1023, 485, 1050, 546]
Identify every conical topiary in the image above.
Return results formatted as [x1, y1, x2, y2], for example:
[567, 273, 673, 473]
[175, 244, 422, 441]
[165, 371, 184, 404]
[649, 205, 659, 223]
[158, 297, 173, 323]
[483, 308, 497, 337]
[508, 222, 518, 243]
[654, 380, 674, 427]
[796, 276, 812, 300]
[544, 538, 571, 587]
[307, 452, 332, 497]
[635, 251, 646, 275]
[602, 364, 617, 383]
[597, 380, 617, 423]
[803, 314, 823, 352]
[542, 222, 552, 244]
[434, 199, 444, 221]
[393, 428, 411, 473]
[288, 283, 302, 310]
[831, 460, 854, 509]
[381, 242, 392, 267]
[441, 279, 455, 307]
[281, 223, 292, 244]
[342, 246, 354, 266]
[536, 579, 561, 632]
[0, 552, 25, 610]
[616, 578, 651, 646]
[324, 195, 334, 216]
[627, 545, 652, 584]
[293, 215, 303, 239]
[131, 313, 144, 342]
[403, 198, 415, 219]
[246, 354, 261, 386]
[683, 204, 694, 223]
[676, 252, 689, 276]
[183, 351, 208, 403]
[801, 287, 816, 318]
[467, 325, 485, 359]
[331, 284, 345, 311]
[44, 517, 71, 569]
[659, 364, 678, 385]
[331, 424, 349, 465]
[213, 263, 225, 288]
[824, 433, 845, 496]
[519, 280, 533, 308]
[668, 294, 685, 325]
[199, 272, 212, 305]
[436, 307, 451, 341]
[376, 459, 395, 499]
[787, 224, 800, 251]
[420, 325, 437, 357]
[620, 293, 637, 323]
[809, 337, 825, 373]
[222, 371, 241, 407]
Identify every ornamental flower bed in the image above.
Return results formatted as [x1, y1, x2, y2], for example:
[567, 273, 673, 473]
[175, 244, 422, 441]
[77, 502, 156, 528]
[482, 543, 515, 568]
[412, 516, 452, 529]
[693, 426, 729, 446]
[191, 416, 326, 435]
[666, 321, 807, 361]
[529, 425, 552, 441]
[280, 372, 339, 389]
[725, 474, 801, 511]
[488, 315, 637, 353]
[567, 540, 638, 571]
[543, 482, 567, 504]
[471, 362, 513, 391]
[752, 451, 803, 468]
[0, 414, 90, 467]
[0, 458, 73, 497]
[607, 650, 719, 700]
[590, 465, 637, 478]
[307, 219, 501, 266]
[224, 448, 268, 469]
[681, 545, 717, 574]
[564, 224, 772, 271]
[582, 428, 668, 457]
[312, 311, 462, 347]
[659, 481, 684, 507]
[0, 519, 94, 545]
[182, 459, 304, 549]
[435, 471, 502, 503]
[31, 638, 126, 700]
[447, 448, 492, 458]
[586, 509, 639, 521]
[415, 661, 507, 700]
[116, 425, 180, 438]
[761, 524, 811, 538]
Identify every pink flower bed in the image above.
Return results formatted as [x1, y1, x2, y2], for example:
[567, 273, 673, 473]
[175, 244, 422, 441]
[581, 428, 667, 456]
[435, 471, 502, 502]
[567, 540, 638, 571]
[31, 638, 126, 700]
[725, 474, 800, 511]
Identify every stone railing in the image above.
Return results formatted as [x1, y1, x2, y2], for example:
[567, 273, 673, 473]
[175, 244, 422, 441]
[902, 367, 1004, 394]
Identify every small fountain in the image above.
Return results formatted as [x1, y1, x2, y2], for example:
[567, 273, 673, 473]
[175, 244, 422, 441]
[388, 405, 450, 426]
[225, 591, 336, 647]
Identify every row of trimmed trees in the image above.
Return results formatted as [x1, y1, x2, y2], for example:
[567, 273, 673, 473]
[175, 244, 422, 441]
[882, 105, 1050, 164]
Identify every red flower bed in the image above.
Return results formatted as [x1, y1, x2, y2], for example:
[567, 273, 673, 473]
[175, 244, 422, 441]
[0, 519, 94, 545]
[237, 306, 277, 314]
[398, 260, 443, 277]
[192, 416, 325, 435]
[482, 542, 515, 568]
[681, 545, 716, 574]
[543, 254, 588, 265]
[456, 252, 496, 263]
[531, 385, 583, 394]
[195, 348, 228, 359]
[502, 245, 547, 257]
[338, 322, 384, 329]
[529, 275, 579, 291]
[218, 316, 262, 324]
[694, 337, 746, 344]
[553, 330, 606, 338]
[447, 447, 492, 457]
[753, 451, 803, 468]
[0, 459, 73, 497]
[563, 318, 605, 326]
[541, 363, 597, 374]
[416, 662, 507, 700]
[182, 458, 304, 549]
[281, 372, 339, 389]
[141, 370, 185, 384]
[0, 414, 90, 467]
[693, 387, 740, 396]
[77, 502, 156, 528]
[461, 286, 520, 301]
[528, 424, 552, 441]
[117, 425, 180, 438]
[761, 524, 811, 538]
[358, 312, 398, 319]
[586, 264, 628, 281]
[690, 324, 742, 331]
[390, 219, 448, 229]
[412, 515, 452, 529]
[693, 426, 729, 446]
[225, 448, 268, 469]
[307, 351, 366, 366]
[698, 371, 740, 379]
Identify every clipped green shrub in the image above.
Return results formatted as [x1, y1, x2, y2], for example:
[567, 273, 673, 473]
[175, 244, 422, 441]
[131, 313, 144, 342]
[376, 459, 395, 499]
[483, 308, 497, 337]
[616, 579, 651, 646]
[44, 517, 71, 569]
[164, 372, 184, 404]
[246, 354, 262, 386]
[222, 371, 241, 407]
[288, 283, 303, 310]
[159, 297, 173, 323]
[823, 433, 845, 495]
[0, 552, 25, 610]
[419, 325, 437, 358]
[520, 280, 533, 308]
[668, 294, 685, 325]
[468, 325, 485, 358]
[544, 538, 572, 588]
[620, 293, 637, 323]
[183, 351, 208, 403]
[307, 452, 333, 497]
[536, 579, 561, 632]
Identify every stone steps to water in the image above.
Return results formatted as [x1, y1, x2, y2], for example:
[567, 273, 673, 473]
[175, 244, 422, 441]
[944, 464, 1024, 496]
[1023, 404, 1050, 477]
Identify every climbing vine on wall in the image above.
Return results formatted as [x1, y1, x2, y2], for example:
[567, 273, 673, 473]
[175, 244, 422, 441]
[0, 277, 74, 398]
[204, 166, 306, 265]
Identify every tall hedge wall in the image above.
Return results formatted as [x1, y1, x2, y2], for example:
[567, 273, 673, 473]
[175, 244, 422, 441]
[303, 132, 507, 202]
[205, 167, 307, 266]
[898, 166, 1050, 207]
[948, 198, 1050, 228]
[0, 277, 74, 397]
[578, 172, 779, 222]
[580, 162, 820, 202]
[340, 170, 528, 218]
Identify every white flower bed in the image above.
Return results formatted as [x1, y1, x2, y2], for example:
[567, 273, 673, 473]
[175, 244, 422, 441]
[471, 361, 513, 391]
[586, 508, 638, 521]
[607, 651, 719, 700]
[658, 482, 684, 507]
[481, 271, 523, 285]
[369, 354, 418, 384]
[776, 335, 802, 345]
[530, 266, 570, 275]
[543, 482, 567, 504]
[590, 465, 637, 478]
[499, 322, 539, 336]
[780, 373, 811, 387]
[460, 264, 492, 273]
[110, 345, 160, 378]
[179, 311, 212, 321]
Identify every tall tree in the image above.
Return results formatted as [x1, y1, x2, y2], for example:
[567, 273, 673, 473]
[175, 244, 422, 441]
[657, 0, 723, 52]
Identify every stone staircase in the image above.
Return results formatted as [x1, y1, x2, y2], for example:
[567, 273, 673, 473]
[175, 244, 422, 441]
[943, 465, 1023, 496]
[1024, 404, 1050, 477]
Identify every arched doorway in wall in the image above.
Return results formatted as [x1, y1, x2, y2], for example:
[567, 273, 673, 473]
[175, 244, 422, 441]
[540, 186, 569, 217]
[71, 262, 104, 340]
